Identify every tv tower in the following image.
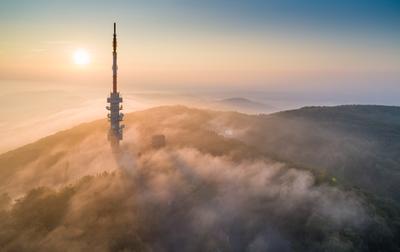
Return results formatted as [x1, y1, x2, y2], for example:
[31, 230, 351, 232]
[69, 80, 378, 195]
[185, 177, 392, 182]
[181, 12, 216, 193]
[107, 23, 124, 146]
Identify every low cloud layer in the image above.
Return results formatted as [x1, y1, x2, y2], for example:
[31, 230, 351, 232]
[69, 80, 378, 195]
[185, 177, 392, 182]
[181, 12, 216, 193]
[0, 147, 378, 251]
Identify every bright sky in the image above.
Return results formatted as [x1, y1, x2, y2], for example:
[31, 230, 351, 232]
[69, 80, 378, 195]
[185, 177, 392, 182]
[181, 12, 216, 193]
[0, 0, 399, 98]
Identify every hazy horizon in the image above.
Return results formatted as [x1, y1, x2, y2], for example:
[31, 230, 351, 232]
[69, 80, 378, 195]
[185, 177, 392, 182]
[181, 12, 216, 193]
[1, 73, 399, 153]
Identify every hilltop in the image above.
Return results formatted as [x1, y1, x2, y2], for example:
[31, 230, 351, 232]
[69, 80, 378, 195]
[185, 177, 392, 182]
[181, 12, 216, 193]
[0, 105, 399, 251]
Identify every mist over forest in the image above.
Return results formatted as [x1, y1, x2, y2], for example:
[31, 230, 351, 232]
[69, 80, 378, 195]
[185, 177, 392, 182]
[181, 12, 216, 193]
[1, 105, 399, 251]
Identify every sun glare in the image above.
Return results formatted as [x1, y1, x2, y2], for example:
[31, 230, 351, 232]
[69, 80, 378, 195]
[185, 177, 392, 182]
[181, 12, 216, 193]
[73, 49, 90, 65]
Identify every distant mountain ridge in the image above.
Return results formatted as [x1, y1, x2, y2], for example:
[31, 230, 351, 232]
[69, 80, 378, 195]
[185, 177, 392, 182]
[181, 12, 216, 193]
[276, 105, 400, 125]
[215, 96, 274, 113]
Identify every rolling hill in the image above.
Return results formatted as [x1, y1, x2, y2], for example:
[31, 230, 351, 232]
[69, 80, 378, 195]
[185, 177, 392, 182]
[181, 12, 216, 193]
[0, 105, 399, 251]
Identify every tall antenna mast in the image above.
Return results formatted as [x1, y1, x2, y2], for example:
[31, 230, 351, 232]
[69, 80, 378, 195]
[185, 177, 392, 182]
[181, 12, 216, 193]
[107, 22, 124, 148]
[112, 22, 117, 93]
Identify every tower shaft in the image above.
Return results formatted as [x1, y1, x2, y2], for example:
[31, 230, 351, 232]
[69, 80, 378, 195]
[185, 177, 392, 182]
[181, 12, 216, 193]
[107, 23, 124, 145]
[112, 22, 117, 93]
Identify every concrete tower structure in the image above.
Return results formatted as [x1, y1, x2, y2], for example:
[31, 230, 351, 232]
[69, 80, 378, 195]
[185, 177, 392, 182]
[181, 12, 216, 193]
[106, 23, 124, 146]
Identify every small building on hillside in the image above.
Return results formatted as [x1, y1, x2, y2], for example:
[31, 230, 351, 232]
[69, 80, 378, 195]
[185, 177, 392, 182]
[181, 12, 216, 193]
[152, 134, 166, 149]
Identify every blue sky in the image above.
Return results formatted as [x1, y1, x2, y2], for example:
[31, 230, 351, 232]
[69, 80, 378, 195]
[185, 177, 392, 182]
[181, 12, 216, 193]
[2, 0, 399, 39]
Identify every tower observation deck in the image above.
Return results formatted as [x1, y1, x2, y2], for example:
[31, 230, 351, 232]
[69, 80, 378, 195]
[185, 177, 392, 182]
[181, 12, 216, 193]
[106, 23, 124, 146]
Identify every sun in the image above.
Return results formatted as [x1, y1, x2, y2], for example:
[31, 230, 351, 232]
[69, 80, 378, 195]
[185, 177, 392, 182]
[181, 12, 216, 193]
[73, 49, 90, 65]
